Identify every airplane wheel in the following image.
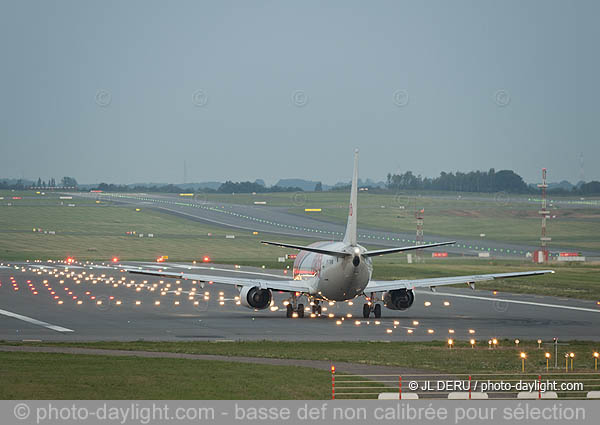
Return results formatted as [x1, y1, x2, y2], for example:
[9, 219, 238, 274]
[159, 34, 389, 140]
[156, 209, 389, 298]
[363, 303, 370, 318]
[286, 304, 293, 318]
[374, 304, 382, 318]
[311, 305, 317, 314]
[297, 304, 304, 318]
[317, 305, 322, 315]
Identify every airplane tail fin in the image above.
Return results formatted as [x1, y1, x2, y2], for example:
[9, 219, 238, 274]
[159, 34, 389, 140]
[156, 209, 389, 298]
[342, 149, 359, 246]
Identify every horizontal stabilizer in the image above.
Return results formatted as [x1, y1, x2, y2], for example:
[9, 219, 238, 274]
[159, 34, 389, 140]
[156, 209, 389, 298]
[363, 241, 456, 257]
[260, 241, 348, 257]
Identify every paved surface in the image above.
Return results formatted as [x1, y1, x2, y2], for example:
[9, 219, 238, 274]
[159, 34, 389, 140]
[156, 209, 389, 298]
[1, 261, 599, 342]
[72, 192, 600, 259]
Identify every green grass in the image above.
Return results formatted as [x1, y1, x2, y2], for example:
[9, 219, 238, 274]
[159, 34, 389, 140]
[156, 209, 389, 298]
[5, 190, 600, 252]
[0, 200, 310, 262]
[183, 191, 600, 251]
[3, 340, 599, 375]
[1, 190, 599, 300]
[0, 351, 330, 399]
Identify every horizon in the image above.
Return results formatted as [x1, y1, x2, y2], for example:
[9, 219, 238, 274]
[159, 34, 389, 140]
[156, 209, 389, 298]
[2, 170, 594, 189]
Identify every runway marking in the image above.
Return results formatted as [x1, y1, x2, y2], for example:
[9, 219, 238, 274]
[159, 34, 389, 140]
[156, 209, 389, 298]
[423, 291, 600, 314]
[0, 308, 74, 333]
[33, 264, 83, 269]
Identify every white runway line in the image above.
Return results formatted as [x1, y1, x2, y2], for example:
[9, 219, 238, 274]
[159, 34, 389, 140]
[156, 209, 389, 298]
[423, 291, 600, 314]
[0, 308, 74, 333]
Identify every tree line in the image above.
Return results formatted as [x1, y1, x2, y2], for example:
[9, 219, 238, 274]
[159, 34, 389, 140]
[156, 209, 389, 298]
[2, 170, 599, 195]
[0, 176, 78, 190]
[89, 181, 304, 193]
[388, 169, 528, 193]
[386, 169, 600, 195]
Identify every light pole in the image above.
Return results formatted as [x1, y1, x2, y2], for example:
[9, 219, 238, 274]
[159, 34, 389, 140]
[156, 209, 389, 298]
[545, 352, 551, 372]
[470, 339, 476, 349]
[594, 352, 599, 371]
[569, 352, 575, 371]
[520, 352, 527, 373]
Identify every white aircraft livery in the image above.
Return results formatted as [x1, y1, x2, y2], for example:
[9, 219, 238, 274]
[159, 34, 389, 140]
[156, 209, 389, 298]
[128, 150, 553, 318]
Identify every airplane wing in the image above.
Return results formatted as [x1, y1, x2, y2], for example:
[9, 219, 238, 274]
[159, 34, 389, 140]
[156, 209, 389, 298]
[125, 267, 311, 293]
[364, 270, 555, 293]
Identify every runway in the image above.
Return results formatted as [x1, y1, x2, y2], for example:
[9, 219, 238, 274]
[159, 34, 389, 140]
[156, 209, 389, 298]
[73, 192, 600, 259]
[1, 260, 599, 342]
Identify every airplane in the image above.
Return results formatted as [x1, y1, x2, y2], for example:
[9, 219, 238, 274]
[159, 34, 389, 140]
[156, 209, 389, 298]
[127, 149, 553, 318]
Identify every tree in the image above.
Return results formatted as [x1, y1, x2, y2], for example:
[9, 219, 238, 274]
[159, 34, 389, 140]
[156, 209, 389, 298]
[314, 182, 323, 192]
[61, 177, 78, 188]
[385, 168, 529, 193]
[580, 181, 600, 195]
[218, 181, 267, 193]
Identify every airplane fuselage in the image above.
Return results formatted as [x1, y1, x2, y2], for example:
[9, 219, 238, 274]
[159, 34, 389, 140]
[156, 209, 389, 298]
[292, 241, 373, 301]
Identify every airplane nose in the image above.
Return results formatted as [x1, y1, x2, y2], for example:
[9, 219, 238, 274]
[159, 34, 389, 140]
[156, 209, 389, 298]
[352, 255, 360, 267]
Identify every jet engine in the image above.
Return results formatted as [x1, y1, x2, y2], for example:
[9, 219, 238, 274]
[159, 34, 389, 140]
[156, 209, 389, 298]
[239, 286, 272, 310]
[383, 289, 415, 310]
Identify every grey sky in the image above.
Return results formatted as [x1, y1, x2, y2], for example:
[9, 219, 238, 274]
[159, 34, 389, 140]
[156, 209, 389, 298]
[1, 0, 598, 186]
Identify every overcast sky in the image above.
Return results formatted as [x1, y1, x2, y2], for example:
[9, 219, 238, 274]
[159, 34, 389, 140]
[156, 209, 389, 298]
[1, 0, 598, 185]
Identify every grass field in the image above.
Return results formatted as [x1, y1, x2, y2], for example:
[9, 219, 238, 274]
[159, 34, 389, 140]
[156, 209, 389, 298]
[3, 340, 599, 374]
[0, 192, 310, 262]
[185, 191, 600, 251]
[0, 351, 329, 399]
[1, 190, 599, 300]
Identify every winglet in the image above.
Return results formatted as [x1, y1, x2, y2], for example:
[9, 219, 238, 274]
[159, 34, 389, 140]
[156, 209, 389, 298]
[343, 149, 359, 246]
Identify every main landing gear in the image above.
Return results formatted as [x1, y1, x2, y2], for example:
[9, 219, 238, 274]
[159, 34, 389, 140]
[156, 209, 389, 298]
[311, 300, 322, 316]
[286, 293, 305, 318]
[285, 295, 322, 318]
[363, 292, 382, 318]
